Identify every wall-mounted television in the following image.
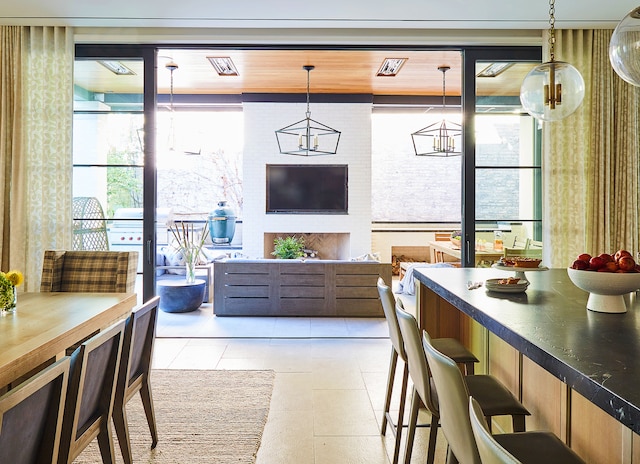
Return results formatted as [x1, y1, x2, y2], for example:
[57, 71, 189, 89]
[266, 164, 348, 214]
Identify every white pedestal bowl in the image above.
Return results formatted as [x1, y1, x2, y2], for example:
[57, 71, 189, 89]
[567, 268, 640, 313]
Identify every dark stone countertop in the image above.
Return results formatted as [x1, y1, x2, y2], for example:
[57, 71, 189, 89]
[413, 267, 640, 434]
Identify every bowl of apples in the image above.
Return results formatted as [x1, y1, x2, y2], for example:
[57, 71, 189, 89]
[568, 250, 640, 313]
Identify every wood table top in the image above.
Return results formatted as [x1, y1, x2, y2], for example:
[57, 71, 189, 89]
[0, 292, 136, 388]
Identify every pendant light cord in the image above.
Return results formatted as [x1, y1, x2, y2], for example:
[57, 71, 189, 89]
[305, 67, 311, 119]
[548, 0, 556, 62]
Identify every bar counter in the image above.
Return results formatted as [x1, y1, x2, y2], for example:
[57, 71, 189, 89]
[413, 267, 640, 436]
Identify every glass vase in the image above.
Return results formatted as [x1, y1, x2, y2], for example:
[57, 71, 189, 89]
[1, 286, 17, 313]
[185, 253, 197, 284]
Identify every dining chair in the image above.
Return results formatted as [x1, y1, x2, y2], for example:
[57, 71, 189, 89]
[40, 250, 138, 293]
[0, 356, 70, 464]
[421, 329, 531, 464]
[469, 397, 585, 464]
[377, 278, 478, 464]
[396, 304, 529, 464]
[113, 296, 160, 464]
[58, 319, 126, 464]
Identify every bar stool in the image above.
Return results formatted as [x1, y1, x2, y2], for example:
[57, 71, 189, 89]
[377, 279, 478, 464]
[469, 397, 585, 464]
[396, 304, 529, 464]
[420, 327, 532, 464]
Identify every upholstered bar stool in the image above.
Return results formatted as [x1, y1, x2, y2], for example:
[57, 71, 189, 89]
[421, 329, 534, 464]
[396, 304, 529, 464]
[469, 397, 584, 464]
[377, 278, 478, 464]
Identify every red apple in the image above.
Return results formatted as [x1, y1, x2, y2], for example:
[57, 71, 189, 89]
[618, 255, 636, 272]
[598, 253, 614, 263]
[589, 256, 606, 270]
[571, 259, 589, 270]
[604, 261, 619, 272]
[577, 253, 591, 263]
[615, 249, 632, 262]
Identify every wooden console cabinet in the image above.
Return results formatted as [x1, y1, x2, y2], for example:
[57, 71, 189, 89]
[213, 260, 392, 316]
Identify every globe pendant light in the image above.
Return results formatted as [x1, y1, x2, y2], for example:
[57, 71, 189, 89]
[610, 7, 640, 86]
[275, 65, 341, 156]
[520, 0, 585, 122]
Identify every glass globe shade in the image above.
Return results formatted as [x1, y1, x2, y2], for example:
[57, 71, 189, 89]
[520, 61, 585, 121]
[610, 7, 640, 87]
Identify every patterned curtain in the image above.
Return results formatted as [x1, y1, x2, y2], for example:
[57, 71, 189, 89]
[543, 29, 640, 268]
[0, 26, 73, 291]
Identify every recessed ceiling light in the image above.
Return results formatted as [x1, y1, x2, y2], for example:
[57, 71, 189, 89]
[477, 62, 514, 78]
[207, 57, 239, 76]
[376, 58, 407, 77]
[97, 60, 136, 76]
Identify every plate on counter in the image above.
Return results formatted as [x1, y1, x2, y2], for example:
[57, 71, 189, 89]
[485, 278, 529, 293]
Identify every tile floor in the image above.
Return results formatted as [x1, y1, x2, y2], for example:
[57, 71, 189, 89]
[151, 289, 449, 464]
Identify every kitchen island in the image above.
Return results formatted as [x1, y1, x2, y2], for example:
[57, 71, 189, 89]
[413, 267, 640, 464]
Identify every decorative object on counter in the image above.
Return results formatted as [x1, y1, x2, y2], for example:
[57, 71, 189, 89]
[493, 230, 503, 251]
[492, 261, 548, 283]
[610, 7, 640, 87]
[272, 235, 305, 259]
[520, 0, 585, 121]
[168, 221, 210, 284]
[567, 267, 640, 314]
[411, 65, 462, 156]
[275, 65, 341, 156]
[0, 270, 23, 313]
[208, 200, 236, 244]
[485, 278, 529, 294]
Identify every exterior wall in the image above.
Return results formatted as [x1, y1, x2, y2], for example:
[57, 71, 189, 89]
[243, 101, 372, 259]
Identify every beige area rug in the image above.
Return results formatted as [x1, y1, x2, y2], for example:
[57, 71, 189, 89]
[73, 369, 275, 464]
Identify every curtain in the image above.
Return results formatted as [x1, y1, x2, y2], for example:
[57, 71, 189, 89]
[0, 26, 73, 291]
[543, 29, 640, 268]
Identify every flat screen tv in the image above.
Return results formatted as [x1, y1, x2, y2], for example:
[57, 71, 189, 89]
[266, 164, 348, 214]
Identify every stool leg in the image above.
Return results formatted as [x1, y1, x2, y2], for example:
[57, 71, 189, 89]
[463, 361, 475, 375]
[402, 388, 420, 464]
[391, 363, 409, 464]
[381, 347, 398, 435]
[512, 414, 526, 433]
[426, 412, 439, 464]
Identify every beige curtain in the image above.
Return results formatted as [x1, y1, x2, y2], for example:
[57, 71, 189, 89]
[0, 26, 73, 291]
[543, 29, 640, 268]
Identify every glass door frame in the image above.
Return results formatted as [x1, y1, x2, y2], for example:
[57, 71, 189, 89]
[461, 47, 542, 267]
[75, 44, 158, 301]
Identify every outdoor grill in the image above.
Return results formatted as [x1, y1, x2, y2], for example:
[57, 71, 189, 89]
[108, 208, 172, 271]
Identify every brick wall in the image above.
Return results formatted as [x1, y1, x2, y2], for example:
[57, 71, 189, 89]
[243, 101, 373, 259]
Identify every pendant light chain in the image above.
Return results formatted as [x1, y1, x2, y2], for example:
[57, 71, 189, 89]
[548, 0, 556, 62]
[305, 67, 311, 119]
[441, 68, 446, 109]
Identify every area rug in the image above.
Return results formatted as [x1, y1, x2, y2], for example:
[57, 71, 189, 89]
[73, 369, 275, 464]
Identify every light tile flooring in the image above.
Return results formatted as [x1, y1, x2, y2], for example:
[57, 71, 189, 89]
[152, 293, 449, 464]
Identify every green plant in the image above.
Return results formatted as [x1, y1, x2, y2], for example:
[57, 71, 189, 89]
[272, 236, 305, 259]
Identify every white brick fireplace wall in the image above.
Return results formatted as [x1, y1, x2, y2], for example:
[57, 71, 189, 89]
[243, 101, 373, 259]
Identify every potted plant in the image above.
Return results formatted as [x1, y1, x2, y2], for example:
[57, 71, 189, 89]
[272, 236, 305, 259]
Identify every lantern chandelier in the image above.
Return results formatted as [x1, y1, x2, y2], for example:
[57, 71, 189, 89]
[411, 65, 462, 157]
[275, 65, 341, 156]
[519, 0, 585, 121]
[610, 6, 640, 87]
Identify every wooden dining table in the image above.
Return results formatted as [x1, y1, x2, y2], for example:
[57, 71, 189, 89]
[0, 292, 136, 389]
[428, 240, 504, 267]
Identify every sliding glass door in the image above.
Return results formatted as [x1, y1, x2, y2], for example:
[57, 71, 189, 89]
[74, 46, 157, 301]
[461, 48, 542, 267]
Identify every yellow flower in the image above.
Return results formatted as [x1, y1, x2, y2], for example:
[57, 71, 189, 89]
[6, 270, 24, 287]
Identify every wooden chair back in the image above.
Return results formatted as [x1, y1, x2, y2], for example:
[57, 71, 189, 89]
[0, 357, 70, 464]
[58, 320, 125, 464]
[40, 250, 138, 293]
[113, 297, 160, 463]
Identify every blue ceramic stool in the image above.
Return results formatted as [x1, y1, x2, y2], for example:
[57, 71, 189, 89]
[157, 279, 205, 313]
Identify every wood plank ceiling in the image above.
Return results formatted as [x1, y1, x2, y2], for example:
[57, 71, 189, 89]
[75, 49, 534, 98]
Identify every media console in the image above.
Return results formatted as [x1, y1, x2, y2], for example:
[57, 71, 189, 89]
[213, 259, 391, 316]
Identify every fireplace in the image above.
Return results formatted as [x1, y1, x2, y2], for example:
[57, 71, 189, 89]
[263, 233, 350, 260]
